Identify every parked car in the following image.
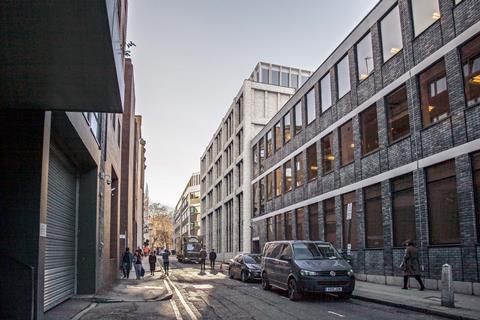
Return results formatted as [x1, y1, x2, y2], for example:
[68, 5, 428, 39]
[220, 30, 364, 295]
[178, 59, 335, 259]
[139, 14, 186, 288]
[228, 253, 262, 282]
[261, 240, 355, 301]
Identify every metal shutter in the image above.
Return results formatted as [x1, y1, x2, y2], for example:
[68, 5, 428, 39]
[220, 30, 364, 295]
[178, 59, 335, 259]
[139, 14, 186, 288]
[44, 146, 77, 311]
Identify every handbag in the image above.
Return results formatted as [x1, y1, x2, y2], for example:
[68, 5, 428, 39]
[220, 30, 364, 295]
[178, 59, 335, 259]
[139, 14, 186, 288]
[141, 266, 145, 277]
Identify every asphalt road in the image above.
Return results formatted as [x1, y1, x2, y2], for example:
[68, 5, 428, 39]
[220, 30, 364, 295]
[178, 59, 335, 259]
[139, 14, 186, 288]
[166, 259, 446, 320]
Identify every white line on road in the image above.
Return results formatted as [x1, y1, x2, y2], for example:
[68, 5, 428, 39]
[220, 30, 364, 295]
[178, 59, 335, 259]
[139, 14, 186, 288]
[167, 276, 199, 320]
[328, 311, 345, 317]
[164, 279, 182, 320]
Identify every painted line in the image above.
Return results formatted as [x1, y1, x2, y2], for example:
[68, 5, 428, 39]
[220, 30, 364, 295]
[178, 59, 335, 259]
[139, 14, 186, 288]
[71, 302, 97, 320]
[167, 276, 199, 320]
[170, 299, 183, 320]
[328, 311, 345, 318]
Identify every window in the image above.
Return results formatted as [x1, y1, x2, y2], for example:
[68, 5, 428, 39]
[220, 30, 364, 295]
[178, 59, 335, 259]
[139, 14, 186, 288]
[296, 208, 305, 240]
[461, 34, 480, 107]
[294, 153, 304, 187]
[291, 74, 299, 89]
[455, 0, 463, 4]
[308, 203, 319, 240]
[419, 60, 449, 127]
[324, 198, 336, 245]
[337, 55, 351, 98]
[274, 121, 281, 151]
[356, 32, 374, 81]
[266, 130, 273, 157]
[322, 133, 334, 174]
[267, 217, 273, 241]
[294, 101, 302, 134]
[274, 167, 282, 197]
[261, 68, 269, 84]
[260, 178, 265, 215]
[272, 69, 280, 85]
[364, 184, 383, 248]
[284, 160, 293, 192]
[237, 161, 243, 187]
[381, 5, 403, 62]
[391, 174, 416, 247]
[472, 152, 480, 240]
[339, 121, 354, 166]
[307, 144, 318, 181]
[411, 0, 440, 37]
[360, 104, 379, 155]
[342, 192, 357, 250]
[253, 144, 259, 177]
[320, 72, 332, 112]
[283, 111, 291, 144]
[427, 160, 460, 244]
[259, 138, 265, 172]
[300, 75, 309, 86]
[252, 182, 259, 217]
[306, 88, 316, 124]
[281, 71, 289, 87]
[386, 85, 410, 143]
[275, 214, 285, 240]
[267, 173, 273, 201]
[285, 212, 293, 240]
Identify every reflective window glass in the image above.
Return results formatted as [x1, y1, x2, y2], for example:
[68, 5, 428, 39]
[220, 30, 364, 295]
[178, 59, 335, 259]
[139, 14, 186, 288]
[381, 5, 403, 62]
[411, 0, 440, 37]
[391, 174, 415, 246]
[274, 122, 281, 151]
[339, 121, 354, 166]
[364, 184, 383, 248]
[320, 72, 332, 112]
[296, 208, 305, 240]
[386, 85, 410, 143]
[266, 130, 273, 158]
[261, 68, 269, 84]
[284, 160, 292, 192]
[307, 144, 318, 181]
[308, 203, 319, 240]
[337, 55, 351, 98]
[360, 104, 379, 155]
[283, 111, 291, 144]
[294, 102, 302, 134]
[294, 153, 304, 187]
[461, 34, 480, 107]
[275, 167, 282, 197]
[324, 198, 336, 245]
[291, 74, 299, 89]
[356, 32, 374, 81]
[419, 60, 449, 127]
[281, 72, 289, 87]
[322, 133, 334, 174]
[306, 88, 316, 124]
[272, 69, 280, 86]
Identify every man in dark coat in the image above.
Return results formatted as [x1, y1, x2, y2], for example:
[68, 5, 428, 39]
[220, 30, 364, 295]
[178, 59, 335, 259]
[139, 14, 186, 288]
[209, 249, 217, 271]
[162, 248, 171, 275]
[121, 247, 133, 279]
[199, 246, 207, 273]
[401, 240, 425, 290]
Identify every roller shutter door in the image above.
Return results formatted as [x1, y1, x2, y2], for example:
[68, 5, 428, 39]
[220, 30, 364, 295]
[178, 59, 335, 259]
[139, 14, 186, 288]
[44, 146, 77, 311]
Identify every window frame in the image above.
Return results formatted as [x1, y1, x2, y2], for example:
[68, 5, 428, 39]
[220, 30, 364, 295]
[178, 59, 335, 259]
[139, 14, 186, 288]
[410, 0, 441, 38]
[385, 85, 410, 144]
[322, 132, 334, 175]
[380, 4, 404, 63]
[306, 88, 317, 125]
[339, 120, 354, 167]
[356, 32, 374, 82]
[306, 143, 318, 182]
[336, 54, 351, 99]
[320, 72, 332, 113]
[360, 104, 380, 156]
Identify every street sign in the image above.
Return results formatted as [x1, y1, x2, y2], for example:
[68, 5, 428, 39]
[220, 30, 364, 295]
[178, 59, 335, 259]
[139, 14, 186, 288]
[346, 203, 352, 220]
[119, 234, 126, 239]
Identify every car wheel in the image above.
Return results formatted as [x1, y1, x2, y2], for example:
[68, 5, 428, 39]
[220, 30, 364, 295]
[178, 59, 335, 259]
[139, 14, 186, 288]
[261, 272, 271, 290]
[288, 278, 302, 301]
[339, 293, 352, 300]
[241, 270, 247, 282]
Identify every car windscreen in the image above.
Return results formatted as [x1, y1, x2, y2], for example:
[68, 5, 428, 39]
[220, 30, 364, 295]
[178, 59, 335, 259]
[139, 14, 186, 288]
[243, 255, 261, 264]
[315, 244, 342, 259]
[187, 243, 201, 252]
[293, 243, 341, 260]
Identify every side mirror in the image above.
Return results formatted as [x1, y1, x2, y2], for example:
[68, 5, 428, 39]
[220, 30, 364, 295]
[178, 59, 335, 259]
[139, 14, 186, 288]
[279, 255, 291, 262]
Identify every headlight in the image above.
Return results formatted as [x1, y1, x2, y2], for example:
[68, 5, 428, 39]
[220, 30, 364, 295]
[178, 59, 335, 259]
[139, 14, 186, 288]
[300, 269, 318, 276]
[347, 269, 354, 276]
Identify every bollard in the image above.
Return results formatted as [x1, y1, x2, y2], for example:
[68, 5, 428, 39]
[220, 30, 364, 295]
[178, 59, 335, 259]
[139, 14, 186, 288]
[441, 264, 455, 308]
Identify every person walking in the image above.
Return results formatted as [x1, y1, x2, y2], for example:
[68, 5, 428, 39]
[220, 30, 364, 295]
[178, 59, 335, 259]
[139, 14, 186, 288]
[401, 240, 425, 291]
[121, 247, 133, 279]
[134, 250, 143, 280]
[199, 246, 207, 273]
[209, 249, 217, 271]
[148, 251, 157, 276]
[162, 247, 171, 275]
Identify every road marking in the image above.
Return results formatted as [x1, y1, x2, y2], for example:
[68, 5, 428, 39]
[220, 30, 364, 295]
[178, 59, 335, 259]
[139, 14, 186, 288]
[71, 303, 97, 320]
[328, 311, 345, 317]
[164, 280, 182, 320]
[167, 276, 199, 320]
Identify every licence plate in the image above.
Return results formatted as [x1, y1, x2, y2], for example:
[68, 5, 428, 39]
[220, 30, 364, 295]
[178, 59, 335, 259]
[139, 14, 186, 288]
[325, 287, 343, 292]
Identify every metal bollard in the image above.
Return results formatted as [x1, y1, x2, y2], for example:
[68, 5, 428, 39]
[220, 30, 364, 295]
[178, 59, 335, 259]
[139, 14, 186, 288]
[441, 264, 455, 308]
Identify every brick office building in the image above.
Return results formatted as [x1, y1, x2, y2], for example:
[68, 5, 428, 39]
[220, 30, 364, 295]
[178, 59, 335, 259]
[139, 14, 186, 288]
[250, 0, 480, 292]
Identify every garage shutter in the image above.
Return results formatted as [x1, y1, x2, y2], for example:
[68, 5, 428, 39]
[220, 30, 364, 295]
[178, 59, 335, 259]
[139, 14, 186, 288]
[44, 146, 77, 311]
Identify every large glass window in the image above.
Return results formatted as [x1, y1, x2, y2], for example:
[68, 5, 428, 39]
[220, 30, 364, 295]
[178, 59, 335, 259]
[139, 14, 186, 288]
[461, 34, 480, 107]
[267, 173, 273, 201]
[272, 69, 280, 86]
[339, 121, 354, 166]
[266, 130, 273, 158]
[294, 102, 302, 134]
[291, 74, 299, 89]
[391, 174, 416, 247]
[284, 160, 293, 192]
[252, 182, 259, 217]
[259, 138, 265, 172]
[472, 152, 480, 241]
[296, 208, 305, 240]
[294, 153, 304, 188]
[364, 184, 384, 248]
[386, 85, 410, 143]
[307, 144, 318, 181]
[261, 68, 269, 84]
[275, 214, 285, 240]
[308, 203, 319, 240]
[267, 217, 273, 241]
[306, 88, 316, 124]
[285, 212, 293, 240]
[275, 167, 282, 197]
[320, 72, 332, 112]
[381, 5, 403, 62]
[324, 198, 336, 245]
[260, 178, 265, 215]
[342, 192, 357, 250]
[419, 60, 449, 127]
[283, 111, 291, 144]
[360, 104, 379, 155]
[337, 55, 351, 98]
[322, 133, 334, 174]
[427, 160, 460, 244]
[281, 71, 289, 87]
[274, 121, 281, 151]
[253, 144, 259, 176]
[356, 32, 374, 81]
[411, 0, 440, 37]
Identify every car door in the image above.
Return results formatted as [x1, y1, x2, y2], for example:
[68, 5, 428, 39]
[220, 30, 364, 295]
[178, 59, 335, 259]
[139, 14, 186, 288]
[276, 244, 293, 289]
[231, 254, 241, 279]
[269, 244, 285, 287]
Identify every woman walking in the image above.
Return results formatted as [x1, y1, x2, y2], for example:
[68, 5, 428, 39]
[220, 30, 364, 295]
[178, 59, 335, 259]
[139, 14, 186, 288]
[401, 240, 425, 290]
[148, 251, 157, 276]
[134, 250, 143, 280]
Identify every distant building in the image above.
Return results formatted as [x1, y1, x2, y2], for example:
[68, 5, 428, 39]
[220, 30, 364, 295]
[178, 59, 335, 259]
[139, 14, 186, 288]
[174, 173, 202, 246]
[200, 63, 311, 260]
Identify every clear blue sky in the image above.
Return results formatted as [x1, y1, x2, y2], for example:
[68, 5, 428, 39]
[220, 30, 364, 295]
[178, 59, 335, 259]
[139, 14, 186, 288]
[127, 0, 379, 207]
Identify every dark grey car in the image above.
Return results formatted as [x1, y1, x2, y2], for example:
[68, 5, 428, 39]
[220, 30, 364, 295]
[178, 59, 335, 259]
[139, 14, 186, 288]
[228, 253, 262, 282]
[261, 241, 355, 301]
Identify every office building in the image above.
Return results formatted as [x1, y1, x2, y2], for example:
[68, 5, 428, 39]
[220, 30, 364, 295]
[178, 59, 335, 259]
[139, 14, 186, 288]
[174, 173, 202, 245]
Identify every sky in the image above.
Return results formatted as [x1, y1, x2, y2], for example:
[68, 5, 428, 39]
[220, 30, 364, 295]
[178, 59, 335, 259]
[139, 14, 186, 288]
[127, 0, 379, 208]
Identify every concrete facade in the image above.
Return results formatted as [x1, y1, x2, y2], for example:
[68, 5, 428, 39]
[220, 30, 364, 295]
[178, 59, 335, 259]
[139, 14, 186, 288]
[200, 63, 311, 261]
[174, 173, 202, 247]
[250, 0, 480, 288]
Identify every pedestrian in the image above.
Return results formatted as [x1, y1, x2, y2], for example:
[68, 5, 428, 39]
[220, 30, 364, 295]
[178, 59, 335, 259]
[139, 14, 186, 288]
[149, 251, 157, 276]
[162, 247, 171, 275]
[400, 240, 425, 291]
[199, 246, 207, 273]
[134, 250, 143, 280]
[209, 249, 217, 271]
[120, 247, 133, 279]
